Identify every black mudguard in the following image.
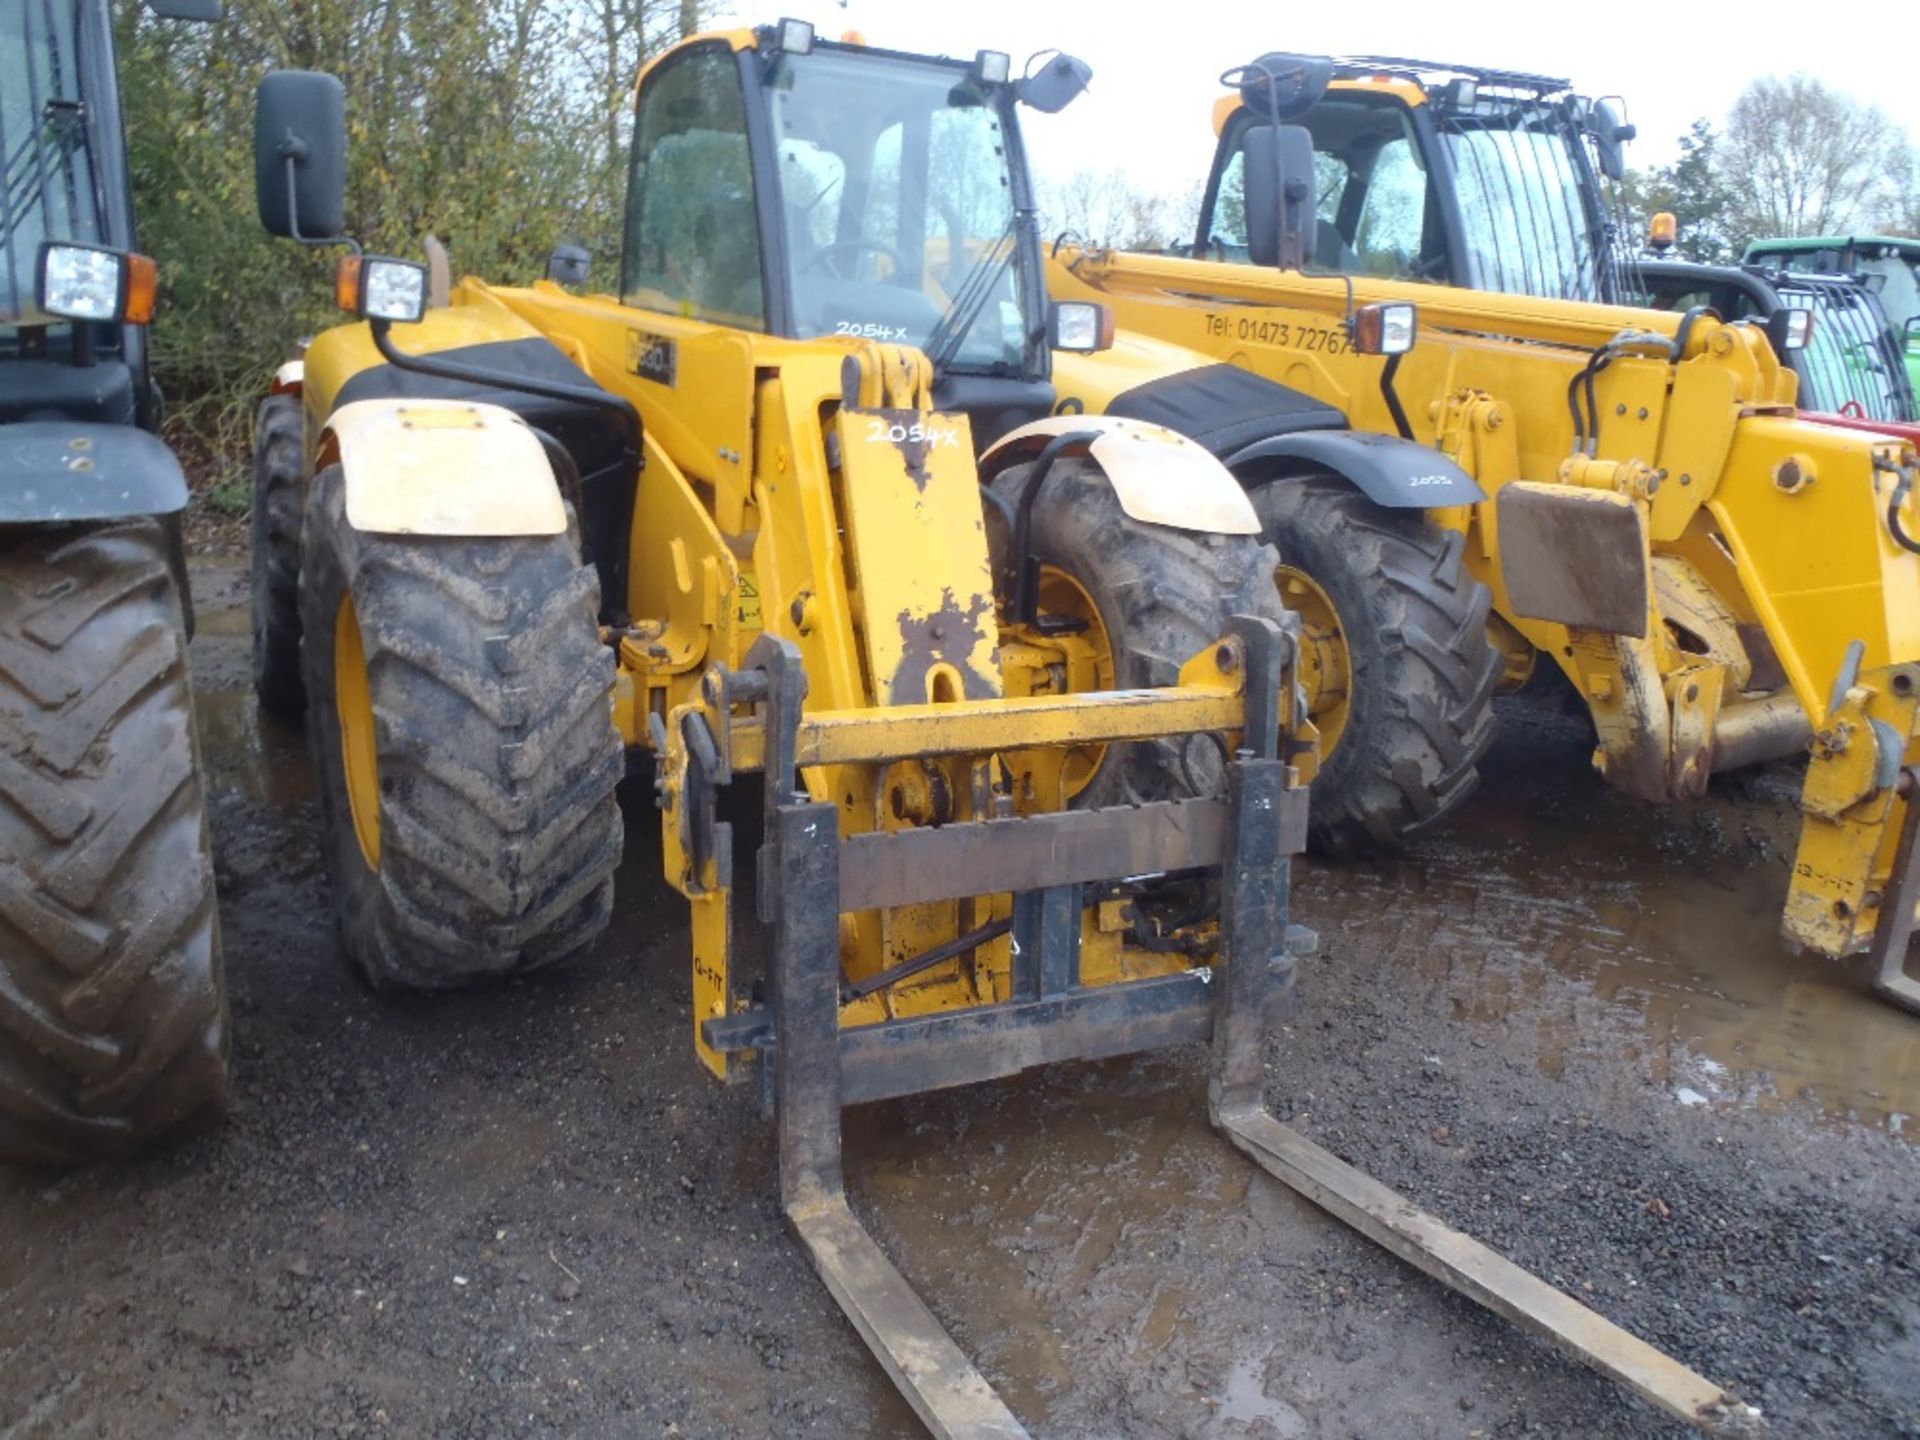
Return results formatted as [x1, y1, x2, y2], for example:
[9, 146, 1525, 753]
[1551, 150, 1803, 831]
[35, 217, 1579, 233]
[0, 421, 189, 523]
[1103, 362, 1482, 509]
[1225, 429, 1485, 509]
[1107, 363, 1347, 452]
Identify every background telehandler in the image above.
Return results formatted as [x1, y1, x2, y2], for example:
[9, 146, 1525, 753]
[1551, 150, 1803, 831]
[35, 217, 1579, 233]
[1628, 255, 1917, 429]
[249, 23, 1758, 1435]
[1046, 52, 1920, 1013]
[0, 0, 230, 1167]
[1156, 54, 1911, 425]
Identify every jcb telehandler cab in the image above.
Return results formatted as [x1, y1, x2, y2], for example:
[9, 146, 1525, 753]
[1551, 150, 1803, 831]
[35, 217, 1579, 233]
[250, 22, 1755, 1435]
[0, 0, 229, 1167]
[1046, 52, 1920, 1013]
[1164, 55, 1911, 425]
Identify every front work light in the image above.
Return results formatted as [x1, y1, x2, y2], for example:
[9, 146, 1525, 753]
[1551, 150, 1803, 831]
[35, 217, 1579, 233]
[1767, 306, 1813, 354]
[1050, 300, 1114, 353]
[773, 17, 814, 54]
[35, 241, 157, 323]
[335, 255, 429, 323]
[974, 49, 1011, 86]
[1350, 301, 1416, 357]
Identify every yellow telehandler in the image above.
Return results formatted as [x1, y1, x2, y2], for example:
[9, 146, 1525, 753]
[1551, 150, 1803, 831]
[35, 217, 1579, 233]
[249, 26, 1758, 1434]
[1046, 53, 1920, 1013]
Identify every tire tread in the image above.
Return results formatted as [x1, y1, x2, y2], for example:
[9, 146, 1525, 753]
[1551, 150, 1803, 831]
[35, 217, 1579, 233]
[0, 519, 229, 1168]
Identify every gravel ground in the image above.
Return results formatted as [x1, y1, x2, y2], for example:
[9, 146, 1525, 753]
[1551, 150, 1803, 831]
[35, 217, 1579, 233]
[1, 558, 1915, 1440]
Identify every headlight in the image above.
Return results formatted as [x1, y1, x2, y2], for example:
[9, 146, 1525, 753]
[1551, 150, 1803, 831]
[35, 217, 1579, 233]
[336, 255, 429, 324]
[1051, 300, 1114, 354]
[35, 242, 154, 323]
[1351, 301, 1417, 357]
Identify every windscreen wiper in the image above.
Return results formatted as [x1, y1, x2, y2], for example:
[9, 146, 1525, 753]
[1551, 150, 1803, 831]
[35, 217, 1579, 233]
[1, 100, 87, 248]
[921, 214, 1018, 373]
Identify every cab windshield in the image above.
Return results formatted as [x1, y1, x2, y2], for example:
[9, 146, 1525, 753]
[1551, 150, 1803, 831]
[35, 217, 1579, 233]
[1203, 92, 1618, 303]
[1432, 101, 1609, 302]
[1855, 256, 1920, 332]
[765, 47, 1027, 371]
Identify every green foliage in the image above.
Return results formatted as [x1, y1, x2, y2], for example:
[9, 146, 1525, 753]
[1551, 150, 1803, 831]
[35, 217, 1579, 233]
[117, 0, 702, 467]
[204, 479, 251, 515]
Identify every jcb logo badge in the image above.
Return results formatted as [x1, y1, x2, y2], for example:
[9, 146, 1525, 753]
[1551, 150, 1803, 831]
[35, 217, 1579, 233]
[626, 329, 677, 387]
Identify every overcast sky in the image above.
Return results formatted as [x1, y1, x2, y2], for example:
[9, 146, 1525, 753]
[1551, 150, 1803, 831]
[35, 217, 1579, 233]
[711, 0, 1920, 193]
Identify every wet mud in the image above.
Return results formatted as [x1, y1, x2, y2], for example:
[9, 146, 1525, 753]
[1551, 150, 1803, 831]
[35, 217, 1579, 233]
[1, 561, 1916, 1439]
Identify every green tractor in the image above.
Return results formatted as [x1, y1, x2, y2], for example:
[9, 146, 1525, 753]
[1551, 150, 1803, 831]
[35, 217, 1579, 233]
[0, 0, 230, 1166]
[1744, 235, 1920, 404]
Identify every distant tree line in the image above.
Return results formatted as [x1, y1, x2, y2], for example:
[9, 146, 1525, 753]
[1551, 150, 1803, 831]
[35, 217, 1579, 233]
[1040, 73, 1920, 266]
[1618, 74, 1917, 264]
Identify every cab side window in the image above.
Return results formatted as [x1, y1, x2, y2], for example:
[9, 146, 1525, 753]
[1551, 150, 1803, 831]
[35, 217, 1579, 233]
[1201, 102, 1440, 281]
[622, 46, 765, 329]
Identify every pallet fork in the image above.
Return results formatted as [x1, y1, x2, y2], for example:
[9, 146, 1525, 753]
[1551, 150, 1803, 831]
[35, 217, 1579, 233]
[1870, 769, 1920, 1013]
[704, 618, 1763, 1438]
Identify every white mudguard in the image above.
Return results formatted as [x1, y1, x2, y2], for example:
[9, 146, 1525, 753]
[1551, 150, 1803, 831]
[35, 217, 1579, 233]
[324, 398, 567, 537]
[980, 414, 1260, 536]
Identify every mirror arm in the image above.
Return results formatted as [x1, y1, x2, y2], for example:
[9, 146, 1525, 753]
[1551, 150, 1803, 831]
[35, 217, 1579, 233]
[282, 154, 359, 252]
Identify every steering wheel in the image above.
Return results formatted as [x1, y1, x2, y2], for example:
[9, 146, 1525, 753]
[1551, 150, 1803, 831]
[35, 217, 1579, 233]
[802, 239, 907, 281]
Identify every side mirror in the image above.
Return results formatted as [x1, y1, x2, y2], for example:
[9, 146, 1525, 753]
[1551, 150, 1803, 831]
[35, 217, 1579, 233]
[1227, 53, 1333, 119]
[548, 244, 592, 287]
[255, 71, 347, 241]
[1018, 53, 1091, 115]
[1050, 300, 1114, 353]
[1587, 97, 1635, 183]
[1242, 124, 1316, 271]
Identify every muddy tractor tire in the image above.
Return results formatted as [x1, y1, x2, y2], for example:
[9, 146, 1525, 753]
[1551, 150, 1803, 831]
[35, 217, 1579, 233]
[298, 465, 623, 990]
[0, 519, 229, 1167]
[1250, 475, 1499, 855]
[995, 455, 1290, 808]
[251, 393, 306, 716]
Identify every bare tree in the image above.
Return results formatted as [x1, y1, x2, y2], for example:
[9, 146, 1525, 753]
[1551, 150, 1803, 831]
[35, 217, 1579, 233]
[1878, 147, 1920, 236]
[1038, 168, 1196, 253]
[1720, 75, 1909, 237]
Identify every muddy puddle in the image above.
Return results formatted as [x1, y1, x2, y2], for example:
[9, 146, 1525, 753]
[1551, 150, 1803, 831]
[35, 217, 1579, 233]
[847, 1061, 1340, 1435]
[1296, 769, 1919, 1135]
[184, 589, 1917, 1135]
[193, 685, 316, 808]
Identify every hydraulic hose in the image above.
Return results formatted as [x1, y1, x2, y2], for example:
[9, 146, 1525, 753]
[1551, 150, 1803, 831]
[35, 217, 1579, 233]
[1889, 468, 1920, 556]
